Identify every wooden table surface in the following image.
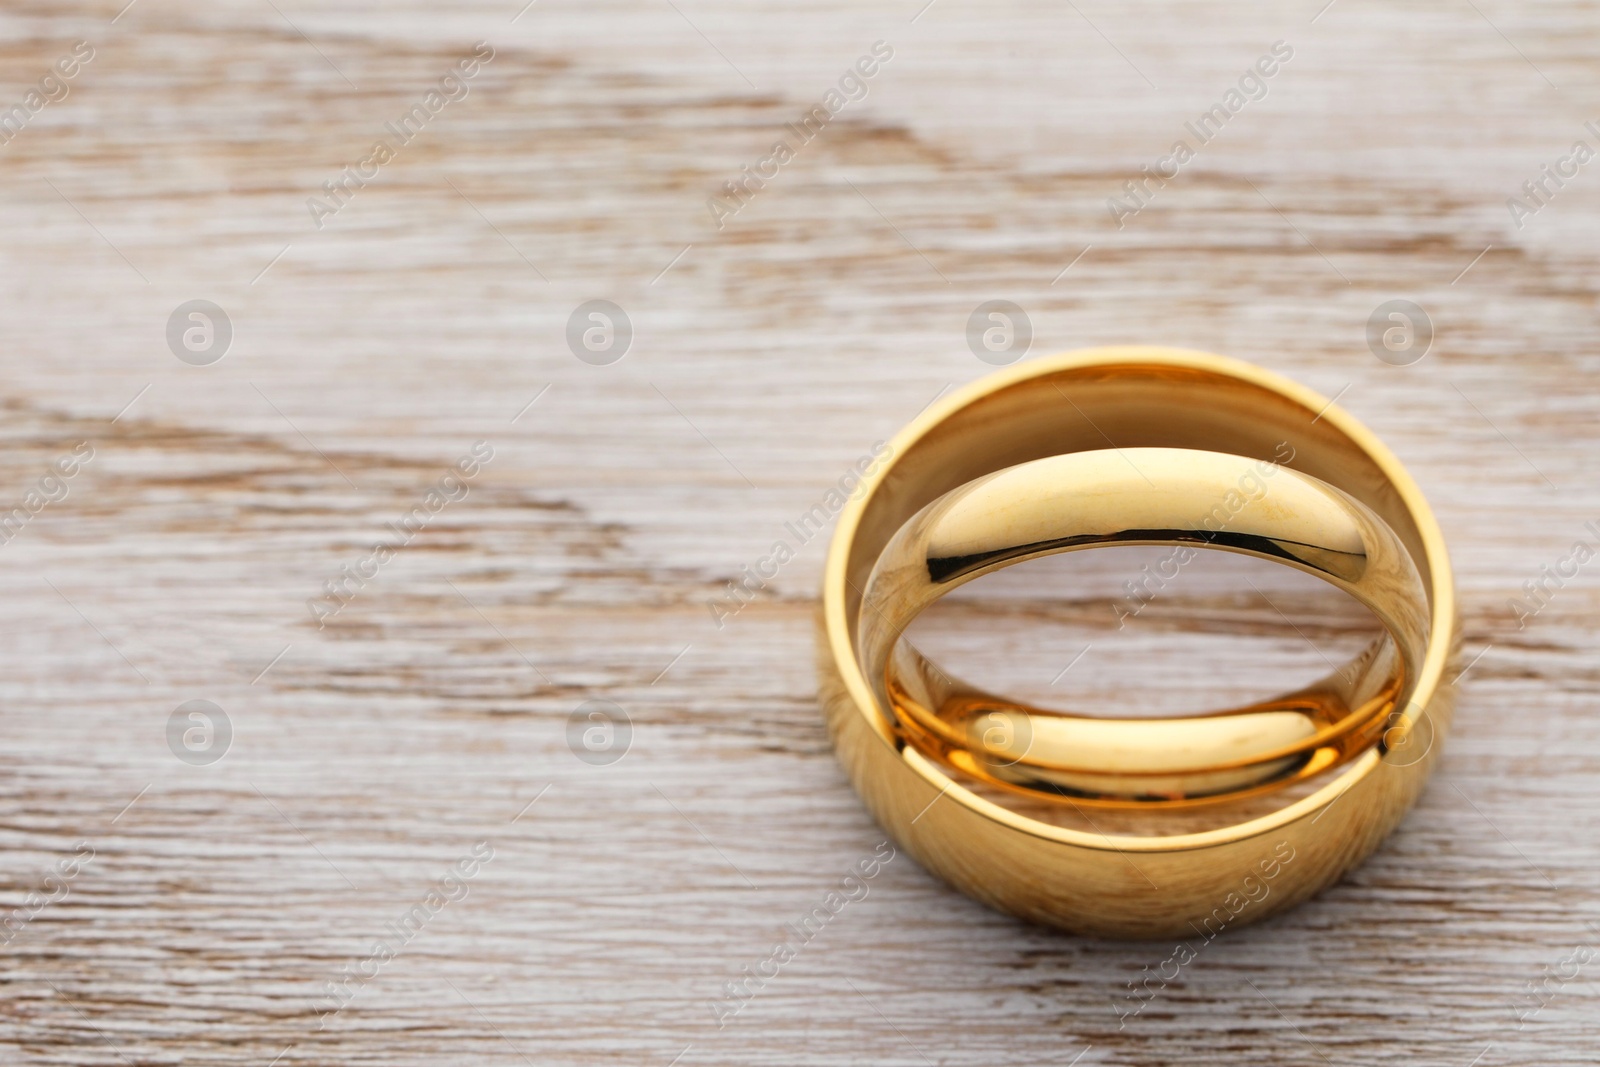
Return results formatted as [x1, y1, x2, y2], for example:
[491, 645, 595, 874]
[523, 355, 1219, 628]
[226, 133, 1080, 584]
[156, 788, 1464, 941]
[0, 1, 1595, 1063]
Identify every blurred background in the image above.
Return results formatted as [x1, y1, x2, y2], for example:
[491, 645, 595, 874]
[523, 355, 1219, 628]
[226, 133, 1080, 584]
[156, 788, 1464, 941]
[0, 1, 1594, 1064]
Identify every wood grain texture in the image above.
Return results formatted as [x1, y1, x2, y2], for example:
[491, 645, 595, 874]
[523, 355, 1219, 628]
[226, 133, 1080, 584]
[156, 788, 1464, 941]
[0, 0, 1595, 1063]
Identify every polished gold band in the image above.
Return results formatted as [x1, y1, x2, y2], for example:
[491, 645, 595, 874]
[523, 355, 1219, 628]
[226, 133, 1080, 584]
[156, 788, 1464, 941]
[858, 447, 1430, 805]
[817, 348, 1458, 938]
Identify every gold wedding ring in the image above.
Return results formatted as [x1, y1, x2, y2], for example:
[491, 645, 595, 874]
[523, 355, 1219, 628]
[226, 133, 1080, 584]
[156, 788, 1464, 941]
[818, 348, 1458, 938]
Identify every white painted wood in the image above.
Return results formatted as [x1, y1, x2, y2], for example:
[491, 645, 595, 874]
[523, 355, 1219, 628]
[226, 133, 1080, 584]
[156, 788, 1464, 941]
[0, 0, 1593, 1063]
